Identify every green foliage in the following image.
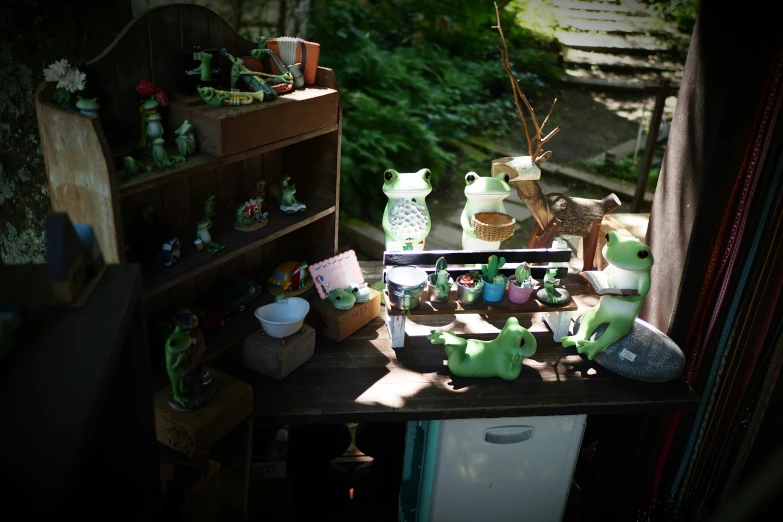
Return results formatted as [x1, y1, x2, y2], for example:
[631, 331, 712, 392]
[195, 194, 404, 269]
[309, 0, 561, 222]
[643, 0, 699, 35]
[573, 156, 659, 191]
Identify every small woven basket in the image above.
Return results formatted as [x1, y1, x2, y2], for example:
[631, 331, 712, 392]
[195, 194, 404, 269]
[472, 212, 516, 242]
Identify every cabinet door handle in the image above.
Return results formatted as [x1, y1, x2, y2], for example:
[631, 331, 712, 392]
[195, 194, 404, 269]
[483, 426, 534, 444]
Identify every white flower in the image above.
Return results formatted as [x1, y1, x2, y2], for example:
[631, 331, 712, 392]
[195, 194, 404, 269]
[57, 68, 87, 93]
[44, 59, 70, 82]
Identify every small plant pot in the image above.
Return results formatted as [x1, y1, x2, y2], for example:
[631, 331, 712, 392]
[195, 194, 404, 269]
[508, 276, 536, 304]
[427, 274, 453, 303]
[481, 276, 508, 303]
[457, 280, 484, 304]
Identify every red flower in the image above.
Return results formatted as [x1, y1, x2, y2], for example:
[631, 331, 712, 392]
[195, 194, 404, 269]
[135, 80, 169, 107]
[155, 89, 170, 107]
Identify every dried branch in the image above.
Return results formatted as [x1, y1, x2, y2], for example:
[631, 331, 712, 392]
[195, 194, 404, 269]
[492, 1, 559, 161]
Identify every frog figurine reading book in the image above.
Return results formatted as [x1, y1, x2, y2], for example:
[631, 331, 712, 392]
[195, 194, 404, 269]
[561, 231, 653, 360]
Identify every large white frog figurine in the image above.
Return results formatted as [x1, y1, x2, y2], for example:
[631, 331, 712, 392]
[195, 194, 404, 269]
[382, 168, 432, 251]
[561, 231, 654, 359]
[460, 171, 512, 250]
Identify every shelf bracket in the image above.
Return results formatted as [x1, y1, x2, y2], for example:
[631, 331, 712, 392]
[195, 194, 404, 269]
[542, 311, 573, 342]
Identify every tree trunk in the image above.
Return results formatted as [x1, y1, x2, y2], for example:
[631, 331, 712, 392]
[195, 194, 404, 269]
[0, 0, 132, 263]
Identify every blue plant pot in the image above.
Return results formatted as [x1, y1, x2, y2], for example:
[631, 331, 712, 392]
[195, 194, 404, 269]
[481, 276, 507, 303]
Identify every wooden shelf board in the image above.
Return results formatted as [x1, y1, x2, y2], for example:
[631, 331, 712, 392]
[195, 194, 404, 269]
[143, 198, 335, 298]
[386, 288, 577, 316]
[117, 124, 339, 196]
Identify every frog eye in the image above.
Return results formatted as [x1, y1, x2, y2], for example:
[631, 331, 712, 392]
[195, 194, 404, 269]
[605, 234, 610, 243]
[383, 170, 394, 182]
[637, 250, 649, 259]
[465, 173, 476, 185]
[423, 169, 431, 181]
[335, 295, 341, 300]
[352, 287, 359, 293]
[504, 175, 510, 183]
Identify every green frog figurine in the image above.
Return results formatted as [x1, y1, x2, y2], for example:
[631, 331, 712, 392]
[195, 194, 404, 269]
[122, 156, 152, 177]
[196, 195, 226, 253]
[382, 168, 433, 252]
[191, 51, 215, 82]
[174, 120, 197, 157]
[279, 175, 307, 213]
[536, 268, 570, 307]
[460, 171, 511, 250]
[329, 288, 356, 310]
[428, 316, 537, 380]
[561, 231, 654, 360]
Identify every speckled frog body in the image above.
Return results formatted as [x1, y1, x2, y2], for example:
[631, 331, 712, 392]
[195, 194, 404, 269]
[460, 171, 511, 250]
[561, 231, 654, 359]
[382, 168, 432, 251]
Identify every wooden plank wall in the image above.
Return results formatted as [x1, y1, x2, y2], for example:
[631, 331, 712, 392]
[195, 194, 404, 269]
[86, 4, 257, 149]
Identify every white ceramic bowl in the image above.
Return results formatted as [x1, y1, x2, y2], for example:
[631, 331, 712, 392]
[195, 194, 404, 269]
[253, 297, 310, 338]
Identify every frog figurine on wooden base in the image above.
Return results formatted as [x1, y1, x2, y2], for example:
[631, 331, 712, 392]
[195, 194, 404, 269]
[165, 325, 215, 412]
[561, 231, 653, 360]
[234, 197, 269, 232]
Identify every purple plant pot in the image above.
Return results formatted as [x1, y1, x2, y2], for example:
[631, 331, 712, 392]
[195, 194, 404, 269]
[508, 276, 536, 304]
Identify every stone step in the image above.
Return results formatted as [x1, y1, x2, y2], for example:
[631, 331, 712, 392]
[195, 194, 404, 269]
[564, 49, 682, 72]
[540, 162, 654, 203]
[550, 0, 644, 13]
[555, 30, 672, 53]
[562, 68, 680, 92]
[557, 16, 676, 35]
[551, 7, 654, 22]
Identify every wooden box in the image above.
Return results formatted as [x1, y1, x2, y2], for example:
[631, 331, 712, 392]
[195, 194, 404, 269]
[168, 86, 339, 157]
[154, 367, 253, 456]
[242, 324, 316, 380]
[307, 288, 381, 342]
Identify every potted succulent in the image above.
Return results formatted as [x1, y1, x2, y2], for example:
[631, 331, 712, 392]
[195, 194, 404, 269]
[508, 262, 536, 304]
[456, 270, 484, 304]
[480, 255, 507, 303]
[427, 256, 453, 303]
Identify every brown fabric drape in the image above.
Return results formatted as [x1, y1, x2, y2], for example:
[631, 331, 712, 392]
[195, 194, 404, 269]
[641, 14, 781, 345]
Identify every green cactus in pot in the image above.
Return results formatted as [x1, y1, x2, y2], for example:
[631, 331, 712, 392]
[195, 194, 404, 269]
[515, 262, 533, 288]
[481, 255, 506, 285]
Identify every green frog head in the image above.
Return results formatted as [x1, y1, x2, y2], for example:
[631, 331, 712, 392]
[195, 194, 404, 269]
[141, 97, 159, 111]
[329, 288, 356, 311]
[76, 96, 99, 110]
[464, 171, 511, 201]
[382, 168, 433, 199]
[602, 231, 654, 271]
[175, 120, 193, 136]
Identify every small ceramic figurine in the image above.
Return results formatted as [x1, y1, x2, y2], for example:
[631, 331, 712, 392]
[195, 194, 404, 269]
[220, 48, 279, 100]
[196, 85, 265, 107]
[456, 270, 484, 304]
[174, 120, 197, 157]
[508, 261, 535, 304]
[152, 138, 176, 169]
[234, 197, 269, 232]
[347, 282, 371, 303]
[123, 156, 152, 177]
[161, 236, 181, 267]
[138, 97, 160, 149]
[75, 96, 99, 118]
[480, 255, 507, 303]
[279, 175, 307, 213]
[561, 231, 653, 360]
[460, 171, 512, 250]
[427, 256, 453, 303]
[428, 316, 537, 380]
[165, 325, 213, 412]
[267, 260, 312, 296]
[382, 168, 433, 252]
[329, 288, 356, 311]
[196, 195, 225, 253]
[537, 268, 570, 307]
[191, 51, 215, 82]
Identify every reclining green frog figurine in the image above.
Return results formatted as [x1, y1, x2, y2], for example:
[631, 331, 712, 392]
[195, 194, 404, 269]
[561, 231, 654, 360]
[428, 316, 537, 380]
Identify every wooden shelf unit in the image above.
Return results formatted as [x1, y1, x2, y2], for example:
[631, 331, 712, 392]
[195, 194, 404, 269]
[35, 4, 341, 341]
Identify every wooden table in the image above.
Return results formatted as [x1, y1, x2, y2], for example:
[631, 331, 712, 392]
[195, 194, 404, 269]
[216, 261, 699, 424]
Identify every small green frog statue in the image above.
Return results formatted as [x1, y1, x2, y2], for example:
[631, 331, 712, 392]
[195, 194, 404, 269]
[174, 120, 197, 158]
[382, 168, 432, 251]
[536, 268, 570, 307]
[329, 288, 356, 311]
[196, 195, 226, 253]
[279, 175, 307, 213]
[561, 231, 654, 360]
[428, 316, 537, 380]
[165, 326, 212, 412]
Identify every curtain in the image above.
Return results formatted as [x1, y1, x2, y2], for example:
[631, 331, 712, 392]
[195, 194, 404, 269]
[639, 8, 783, 521]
